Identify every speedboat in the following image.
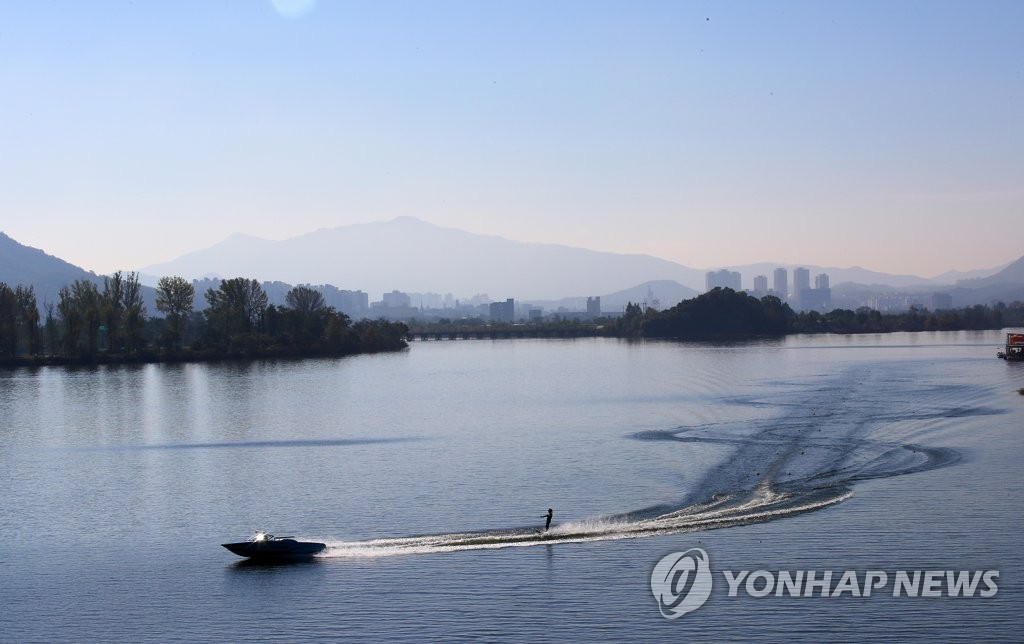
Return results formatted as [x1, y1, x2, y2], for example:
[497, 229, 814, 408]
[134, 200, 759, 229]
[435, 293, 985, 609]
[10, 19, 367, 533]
[222, 531, 326, 560]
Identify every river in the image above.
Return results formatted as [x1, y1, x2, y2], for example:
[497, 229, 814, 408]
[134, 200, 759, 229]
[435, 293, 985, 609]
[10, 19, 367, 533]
[1, 331, 1021, 641]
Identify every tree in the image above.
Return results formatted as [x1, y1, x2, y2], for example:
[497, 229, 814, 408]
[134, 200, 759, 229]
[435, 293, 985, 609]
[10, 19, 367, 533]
[15, 285, 41, 356]
[285, 285, 326, 317]
[99, 271, 146, 354]
[101, 272, 126, 351]
[643, 288, 793, 339]
[614, 301, 646, 338]
[156, 276, 194, 348]
[324, 311, 353, 351]
[0, 282, 17, 357]
[58, 280, 101, 356]
[43, 301, 59, 356]
[285, 285, 330, 342]
[204, 278, 268, 350]
[121, 272, 146, 353]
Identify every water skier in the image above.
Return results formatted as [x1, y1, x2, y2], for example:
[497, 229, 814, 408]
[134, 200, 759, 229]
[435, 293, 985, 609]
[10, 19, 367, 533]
[543, 508, 553, 531]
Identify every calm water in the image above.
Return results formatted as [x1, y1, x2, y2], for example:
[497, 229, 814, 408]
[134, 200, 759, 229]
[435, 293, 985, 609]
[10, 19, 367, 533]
[1, 332, 1022, 641]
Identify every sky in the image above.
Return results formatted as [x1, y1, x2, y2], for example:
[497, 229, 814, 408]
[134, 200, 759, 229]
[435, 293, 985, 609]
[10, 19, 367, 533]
[1, 0, 1021, 278]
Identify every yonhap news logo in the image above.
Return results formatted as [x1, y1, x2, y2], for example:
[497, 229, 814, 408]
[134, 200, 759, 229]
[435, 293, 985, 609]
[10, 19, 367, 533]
[650, 548, 714, 618]
[651, 548, 999, 619]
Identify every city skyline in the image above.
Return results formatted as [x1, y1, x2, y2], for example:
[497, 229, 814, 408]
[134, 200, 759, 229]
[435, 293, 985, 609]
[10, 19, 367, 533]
[2, 2, 1021, 277]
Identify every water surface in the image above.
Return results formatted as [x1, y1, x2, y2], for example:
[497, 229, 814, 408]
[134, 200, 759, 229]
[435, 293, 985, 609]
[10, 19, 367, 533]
[1, 332, 1021, 641]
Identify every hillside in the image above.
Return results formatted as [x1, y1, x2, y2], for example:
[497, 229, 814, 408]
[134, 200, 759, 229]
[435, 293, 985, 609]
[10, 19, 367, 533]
[956, 255, 1024, 288]
[0, 232, 103, 307]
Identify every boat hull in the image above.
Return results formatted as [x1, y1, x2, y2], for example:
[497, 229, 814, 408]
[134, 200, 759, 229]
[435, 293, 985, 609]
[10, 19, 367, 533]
[222, 539, 327, 560]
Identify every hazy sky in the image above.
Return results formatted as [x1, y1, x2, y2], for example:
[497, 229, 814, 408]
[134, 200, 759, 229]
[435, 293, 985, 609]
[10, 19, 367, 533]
[2, 1, 1021, 278]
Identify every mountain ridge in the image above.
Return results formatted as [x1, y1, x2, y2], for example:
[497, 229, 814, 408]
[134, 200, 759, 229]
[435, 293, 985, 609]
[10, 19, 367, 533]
[0, 231, 104, 306]
[5, 222, 1023, 309]
[140, 217, 710, 300]
[138, 216, 1018, 299]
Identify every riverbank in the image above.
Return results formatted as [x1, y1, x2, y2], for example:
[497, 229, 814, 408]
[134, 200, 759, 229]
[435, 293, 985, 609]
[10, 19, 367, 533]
[0, 342, 408, 369]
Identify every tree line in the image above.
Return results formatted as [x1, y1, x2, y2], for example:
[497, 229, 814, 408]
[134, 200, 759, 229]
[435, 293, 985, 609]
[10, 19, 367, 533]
[5, 281, 1019, 361]
[0, 274, 407, 365]
[605, 288, 1024, 340]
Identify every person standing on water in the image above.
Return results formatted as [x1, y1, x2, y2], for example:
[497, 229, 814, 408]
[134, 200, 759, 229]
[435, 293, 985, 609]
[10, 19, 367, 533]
[544, 508, 553, 531]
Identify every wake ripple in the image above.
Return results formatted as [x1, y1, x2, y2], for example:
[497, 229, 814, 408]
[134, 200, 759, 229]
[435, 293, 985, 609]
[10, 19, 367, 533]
[319, 484, 851, 558]
[314, 363, 978, 559]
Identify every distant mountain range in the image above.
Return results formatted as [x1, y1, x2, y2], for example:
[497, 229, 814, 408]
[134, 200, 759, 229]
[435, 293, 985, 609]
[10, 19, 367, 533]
[138, 217, 1022, 300]
[3, 219, 1024, 313]
[139, 217, 710, 301]
[0, 232, 104, 307]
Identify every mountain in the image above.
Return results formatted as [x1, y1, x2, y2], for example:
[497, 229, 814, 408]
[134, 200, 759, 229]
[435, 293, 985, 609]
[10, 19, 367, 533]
[824, 256, 1024, 309]
[146, 218, 1015, 300]
[142, 217, 710, 300]
[598, 280, 699, 311]
[0, 232, 168, 315]
[944, 255, 1024, 306]
[933, 262, 1013, 284]
[956, 255, 1024, 288]
[9, 221, 1022, 314]
[0, 232, 104, 307]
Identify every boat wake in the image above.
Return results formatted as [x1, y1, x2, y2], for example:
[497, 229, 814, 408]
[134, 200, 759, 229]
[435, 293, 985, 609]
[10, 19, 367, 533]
[319, 484, 851, 558]
[317, 363, 983, 559]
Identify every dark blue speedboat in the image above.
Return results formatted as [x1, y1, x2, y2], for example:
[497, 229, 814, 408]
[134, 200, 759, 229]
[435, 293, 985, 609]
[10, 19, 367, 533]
[222, 531, 326, 560]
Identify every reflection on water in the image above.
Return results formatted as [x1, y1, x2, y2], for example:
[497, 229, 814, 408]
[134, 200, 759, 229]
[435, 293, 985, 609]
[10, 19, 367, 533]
[76, 436, 425, 451]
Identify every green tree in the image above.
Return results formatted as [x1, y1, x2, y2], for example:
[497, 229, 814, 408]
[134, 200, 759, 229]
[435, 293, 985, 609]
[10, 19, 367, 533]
[324, 311, 353, 351]
[644, 288, 792, 339]
[204, 278, 268, 350]
[122, 272, 146, 353]
[285, 285, 331, 342]
[285, 285, 326, 317]
[351, 319, 408, 352]
[15, 285, 41, 355]
[101, 272, 126, 351]
[99, 271, 146, 354]
[615, 301, 646, 338]
[156, 276, 194, 349]
[43, 301, 59, 356]
[58, 280, 101, 356]
[0, 282, 17, 357]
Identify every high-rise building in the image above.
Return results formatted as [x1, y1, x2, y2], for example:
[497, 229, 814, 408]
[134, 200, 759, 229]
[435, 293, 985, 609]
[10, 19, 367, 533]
[382, 290, 411, 307]
[793, 268, 811, 310]
[587, 296, 601, 317]
[793, 268, 810, 295]
[792, 271, 832, 311]
[489, 298, 515, 323]
[753, 275, 768, 295]
[706, 269, 742, 291]
[772, 267, 788, 299]
[319, 285, 369, 317]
